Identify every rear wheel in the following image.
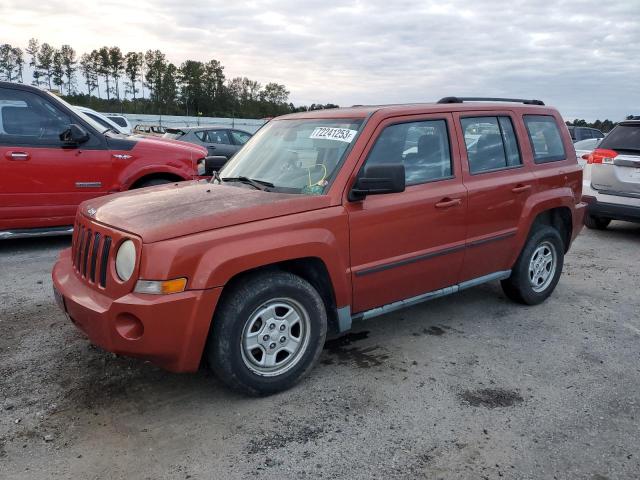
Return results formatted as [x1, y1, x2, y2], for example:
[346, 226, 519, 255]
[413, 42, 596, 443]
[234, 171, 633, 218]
[207, 271, 327, 396]
[501, 226, 564, 305]
[584, 214, 611, 230]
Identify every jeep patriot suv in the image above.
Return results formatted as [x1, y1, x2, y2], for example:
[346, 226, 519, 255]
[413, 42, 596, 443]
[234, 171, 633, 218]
[52, 97, 586, 395]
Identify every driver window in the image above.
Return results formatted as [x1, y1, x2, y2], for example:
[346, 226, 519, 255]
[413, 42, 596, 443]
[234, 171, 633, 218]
[364, 119, 453, 185]
[0, 88, 72, 146]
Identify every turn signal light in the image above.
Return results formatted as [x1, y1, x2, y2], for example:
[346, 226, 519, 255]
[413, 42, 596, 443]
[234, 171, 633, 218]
[134, 278, 187, 295]
[587, 148, 618, 165]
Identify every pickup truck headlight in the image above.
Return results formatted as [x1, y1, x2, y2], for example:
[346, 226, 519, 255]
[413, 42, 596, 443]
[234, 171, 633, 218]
[197, 158, 206, 175]
[115, 240, 136, 281]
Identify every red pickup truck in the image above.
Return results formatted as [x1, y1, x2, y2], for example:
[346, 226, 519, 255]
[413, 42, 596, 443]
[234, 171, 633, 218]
[52, 97, 585, 395]
[0, 81, 207, 239]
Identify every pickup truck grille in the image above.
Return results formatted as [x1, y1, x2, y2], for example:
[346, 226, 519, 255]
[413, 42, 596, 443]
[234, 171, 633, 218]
[72, 221, 112, 288]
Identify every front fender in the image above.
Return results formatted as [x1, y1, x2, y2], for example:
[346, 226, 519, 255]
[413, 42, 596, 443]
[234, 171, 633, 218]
[139, 207, 352, 308]
[120, 164, 193, 189]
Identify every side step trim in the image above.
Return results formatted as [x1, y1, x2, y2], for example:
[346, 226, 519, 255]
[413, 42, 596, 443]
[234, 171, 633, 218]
[0, 226, 74, 240]
[340, 270, 511, 328]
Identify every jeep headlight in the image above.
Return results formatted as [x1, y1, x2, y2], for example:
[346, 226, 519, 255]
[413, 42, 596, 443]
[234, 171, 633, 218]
[197, 158, 206, 175]
[115, 240, 136, 281]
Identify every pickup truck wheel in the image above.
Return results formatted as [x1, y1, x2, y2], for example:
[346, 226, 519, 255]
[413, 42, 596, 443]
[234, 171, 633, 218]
[207, 271, 327, 396]
[584, 214, 611, 230]
[501, 226, 564, 305]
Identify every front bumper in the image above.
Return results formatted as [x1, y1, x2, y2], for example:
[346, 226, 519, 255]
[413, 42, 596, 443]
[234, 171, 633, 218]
[52, 248, 222, 372]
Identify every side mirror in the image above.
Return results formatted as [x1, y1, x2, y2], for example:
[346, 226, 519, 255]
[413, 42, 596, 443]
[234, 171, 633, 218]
[60, 124, 90, 145]
[204, 156, 228, 175]
[349, 163, 405, 201]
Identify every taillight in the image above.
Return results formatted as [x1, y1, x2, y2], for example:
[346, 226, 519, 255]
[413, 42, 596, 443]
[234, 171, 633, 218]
[587, 148, 618, 164]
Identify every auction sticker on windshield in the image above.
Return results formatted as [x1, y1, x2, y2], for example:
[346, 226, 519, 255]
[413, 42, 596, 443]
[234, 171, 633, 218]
[309, 127, 358, 143]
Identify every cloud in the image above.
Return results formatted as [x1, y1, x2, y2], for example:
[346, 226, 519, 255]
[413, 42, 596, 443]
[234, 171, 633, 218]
[1, 0, 639, 120]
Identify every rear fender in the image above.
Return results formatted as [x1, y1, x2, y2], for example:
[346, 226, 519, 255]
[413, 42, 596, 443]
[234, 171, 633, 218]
[509, 188, 575, 266]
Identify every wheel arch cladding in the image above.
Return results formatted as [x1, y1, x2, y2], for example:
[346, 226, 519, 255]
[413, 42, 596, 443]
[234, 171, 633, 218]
[213, 256, 342, 336]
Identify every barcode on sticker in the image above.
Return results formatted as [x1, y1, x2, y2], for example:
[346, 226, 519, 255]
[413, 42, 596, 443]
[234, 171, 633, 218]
[309, 127, 358, 143]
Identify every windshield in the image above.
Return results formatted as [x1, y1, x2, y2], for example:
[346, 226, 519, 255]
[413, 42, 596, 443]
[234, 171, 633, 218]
[220, 118, 363, 194]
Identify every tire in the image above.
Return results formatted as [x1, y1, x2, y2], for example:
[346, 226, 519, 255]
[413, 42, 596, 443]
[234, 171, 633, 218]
[584, 214, 611, 230]
[135, 178, 174, 189]
[207, 271, 327, 396]
[501, 225, 564, 305]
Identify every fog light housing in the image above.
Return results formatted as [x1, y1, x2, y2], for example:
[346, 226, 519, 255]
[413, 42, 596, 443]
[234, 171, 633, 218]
[134, 278, 187, 295]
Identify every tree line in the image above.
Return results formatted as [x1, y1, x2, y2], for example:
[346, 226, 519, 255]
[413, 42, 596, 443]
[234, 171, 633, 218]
[0, 39, 339, 118]
[565, 119, 617, 133]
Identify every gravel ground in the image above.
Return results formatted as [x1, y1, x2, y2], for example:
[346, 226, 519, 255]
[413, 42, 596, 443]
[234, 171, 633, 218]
[1, 223, 639, 480]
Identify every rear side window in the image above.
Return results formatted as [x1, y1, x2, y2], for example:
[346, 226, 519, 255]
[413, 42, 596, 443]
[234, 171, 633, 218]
[523, 115, 566, 163]
[460, 116, 521, 174]
[364, 119, 452, 185]
[599, 124, 640, 152]
[205, 129, 231, 145]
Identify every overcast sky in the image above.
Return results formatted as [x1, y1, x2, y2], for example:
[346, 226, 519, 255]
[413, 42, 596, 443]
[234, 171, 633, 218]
[1, 0, 639, 121]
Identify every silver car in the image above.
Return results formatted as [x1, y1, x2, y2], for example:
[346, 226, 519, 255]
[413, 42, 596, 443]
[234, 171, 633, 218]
[582, 119, 640, 229]
[574, 138, 601, 167]
[163, 126, 252, 159]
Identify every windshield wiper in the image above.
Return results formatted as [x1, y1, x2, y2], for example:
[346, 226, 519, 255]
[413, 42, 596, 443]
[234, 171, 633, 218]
[221, 176, 274, 191]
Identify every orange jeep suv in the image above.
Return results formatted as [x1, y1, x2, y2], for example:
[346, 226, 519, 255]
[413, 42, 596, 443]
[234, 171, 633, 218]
[52, 97, 586, 395]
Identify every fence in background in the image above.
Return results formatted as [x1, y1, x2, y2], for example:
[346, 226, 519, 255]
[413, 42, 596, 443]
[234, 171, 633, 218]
[103, 113, 267, 134]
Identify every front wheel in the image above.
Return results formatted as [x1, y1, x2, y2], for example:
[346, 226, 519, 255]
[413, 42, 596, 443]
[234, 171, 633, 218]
[207, 271, 327, 396]
[501, 226, 564, 305]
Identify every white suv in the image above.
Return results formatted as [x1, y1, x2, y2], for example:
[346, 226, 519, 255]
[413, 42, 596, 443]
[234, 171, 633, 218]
[582, 120, 640, 229]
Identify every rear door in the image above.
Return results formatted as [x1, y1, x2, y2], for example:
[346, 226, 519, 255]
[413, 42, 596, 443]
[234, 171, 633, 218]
[454, 111, 536, 281]
[346, 113, 468, 313]
[200, 129, 236, 158]
[591, 122, 640, 197]
[0, 86, 111, 230]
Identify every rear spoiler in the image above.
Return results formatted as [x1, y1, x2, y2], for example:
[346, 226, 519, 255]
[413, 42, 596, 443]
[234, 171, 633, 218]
[165, 128, 185, 135]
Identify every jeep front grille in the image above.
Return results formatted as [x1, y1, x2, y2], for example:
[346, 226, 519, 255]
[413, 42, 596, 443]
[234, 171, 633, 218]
[72, 222, 112, 288]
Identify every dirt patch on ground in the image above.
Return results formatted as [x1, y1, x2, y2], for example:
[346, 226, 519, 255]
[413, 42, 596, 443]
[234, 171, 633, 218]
[458, 388, 524, 408]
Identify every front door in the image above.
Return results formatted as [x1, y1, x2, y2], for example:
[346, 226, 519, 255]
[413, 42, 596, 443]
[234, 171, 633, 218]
[453, 112, 536, 281]
[202, 129, 237, 158]
[0, 86, 111, 230]
[346, 114, 468, 313]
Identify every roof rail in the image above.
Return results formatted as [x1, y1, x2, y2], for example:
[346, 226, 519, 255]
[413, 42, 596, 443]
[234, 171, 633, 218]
[437, 96, 545, 106]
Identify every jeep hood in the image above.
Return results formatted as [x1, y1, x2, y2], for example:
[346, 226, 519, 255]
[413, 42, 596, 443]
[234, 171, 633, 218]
[83, 181, 333, 243]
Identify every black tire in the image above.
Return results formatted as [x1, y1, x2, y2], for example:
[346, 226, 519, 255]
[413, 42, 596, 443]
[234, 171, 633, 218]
[501, 225, 564, 305]
[584, 214, 611, 230]
[135, 178, 174, 189]
[207, 271, 327, 396]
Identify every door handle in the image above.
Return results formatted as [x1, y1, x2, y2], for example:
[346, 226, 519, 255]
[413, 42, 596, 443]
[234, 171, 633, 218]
[6, 151, 30, 161]
[435, 197, 462, 209]
[512, 184, 531, 193]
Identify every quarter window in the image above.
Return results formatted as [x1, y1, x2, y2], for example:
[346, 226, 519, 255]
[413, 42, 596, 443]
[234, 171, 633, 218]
[460, 116, 522, 174]
[364, 119, 452, 185]
[524, 115, 567, 163]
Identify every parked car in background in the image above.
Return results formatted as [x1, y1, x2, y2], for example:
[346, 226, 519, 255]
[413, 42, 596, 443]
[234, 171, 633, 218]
[75, 106, 127, 135]
[574, 138, 601, 166]
[0, 81, 207, 238]
[52, 97, 585, 395]
[106, 114, 133, 134]
[567, 125, 604, 143]
[582, 119, 640, 229]
[134, 124, 166, 137]
[163, 126, 252, 158]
